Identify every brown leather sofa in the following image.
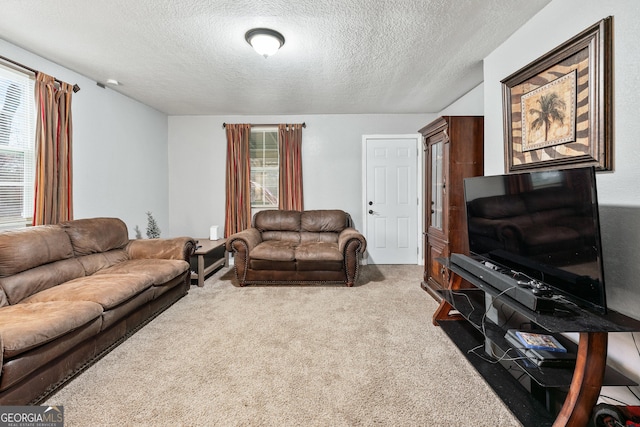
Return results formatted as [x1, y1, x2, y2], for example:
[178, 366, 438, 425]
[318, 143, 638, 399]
[0, 217, 196, 405]
[226, 210, 366, 287]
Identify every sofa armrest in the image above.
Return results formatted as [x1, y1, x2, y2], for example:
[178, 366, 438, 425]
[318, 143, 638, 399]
[338, 228, 367, 254]
[225, 229, 262, 285]
[225, 228, 263, 254]
[338, 228, 367, 287]
[126, 237, 197, 262]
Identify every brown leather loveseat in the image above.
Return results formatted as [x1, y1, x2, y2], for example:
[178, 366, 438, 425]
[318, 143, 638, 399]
[0, 217, 196, 405]
[226, 210, 366, 287]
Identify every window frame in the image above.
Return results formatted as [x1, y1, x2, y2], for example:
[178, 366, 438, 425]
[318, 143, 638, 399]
[0, 62, 36, 230]
[249, 126, 279, 212]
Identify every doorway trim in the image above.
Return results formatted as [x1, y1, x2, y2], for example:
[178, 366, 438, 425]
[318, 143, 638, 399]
[361, 134, 423, 265]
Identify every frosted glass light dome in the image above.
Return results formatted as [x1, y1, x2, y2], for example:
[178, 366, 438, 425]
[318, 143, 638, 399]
[245, 28, 285, 58]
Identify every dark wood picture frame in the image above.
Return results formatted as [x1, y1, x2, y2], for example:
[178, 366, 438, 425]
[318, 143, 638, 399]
[501, 17, 613, 173]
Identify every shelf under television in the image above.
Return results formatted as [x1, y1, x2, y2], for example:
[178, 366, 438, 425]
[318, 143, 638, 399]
[432, 257, 640, 427]
[436, 319, 556, 427]
[436, 287, 635, 389]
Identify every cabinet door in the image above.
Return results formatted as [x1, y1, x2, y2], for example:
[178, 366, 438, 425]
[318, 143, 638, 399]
[427, 132, 448, 240]
[425, 234, 448, 293]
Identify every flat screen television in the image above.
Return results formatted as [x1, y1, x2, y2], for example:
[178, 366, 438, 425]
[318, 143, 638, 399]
[463, 166, 607, 314]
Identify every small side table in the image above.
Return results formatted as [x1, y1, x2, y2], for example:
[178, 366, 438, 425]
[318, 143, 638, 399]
[190, 238, 227, 287]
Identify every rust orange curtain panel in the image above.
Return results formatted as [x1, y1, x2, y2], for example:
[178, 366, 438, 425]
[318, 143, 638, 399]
[33, 72, 74, 225]
[224, 123, 251, 237]
[278, 123, 304, 211]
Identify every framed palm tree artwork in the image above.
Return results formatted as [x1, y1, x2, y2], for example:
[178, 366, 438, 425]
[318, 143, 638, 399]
[501, 17, 613, 172]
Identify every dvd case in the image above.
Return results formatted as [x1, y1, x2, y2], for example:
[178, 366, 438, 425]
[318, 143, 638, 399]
[514, 330, 567, 352]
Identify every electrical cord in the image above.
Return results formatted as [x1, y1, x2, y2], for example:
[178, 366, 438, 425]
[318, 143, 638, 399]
[627, 386, 640, 403]
[453, 265, 640, 410]
[479, 284, 518, 342]
[494, 299, 518, 328]
[467, 342, 533, 365]
[598, 394, 630, 406]
[632, 332, 640, 356]
[627, 332, 640, 403]
[465, 284, 536, 365]
[595, 331, 640, 407]
[597, 388, 640, 408]
[447, 290, 480, 328]
[613, 332, 640, 405]
[446, 286, 535, 365]
[443, 281, 527, 364]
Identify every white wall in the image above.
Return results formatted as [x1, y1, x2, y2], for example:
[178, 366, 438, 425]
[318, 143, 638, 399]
[484, 1, 640, 204]
[438, 83, 484, 116]
[0, 39, 169, 238]
[484, 0, 640, 405]
[168, 114, 431, 238]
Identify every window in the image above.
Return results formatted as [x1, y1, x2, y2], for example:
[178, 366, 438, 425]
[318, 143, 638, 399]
[250, 127, 278, 209]
[0, 63, 35, 229]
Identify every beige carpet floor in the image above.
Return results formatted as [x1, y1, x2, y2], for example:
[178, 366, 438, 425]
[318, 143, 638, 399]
[44, 264, 521, 426]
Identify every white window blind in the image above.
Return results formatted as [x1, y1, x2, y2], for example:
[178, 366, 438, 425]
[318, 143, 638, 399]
[0, 63, 35, 229]
[250, 127, 279, 209]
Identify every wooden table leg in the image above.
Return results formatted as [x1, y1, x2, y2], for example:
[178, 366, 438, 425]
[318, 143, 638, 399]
[197, 254, 205, 287]
[553, 332, 608, 427]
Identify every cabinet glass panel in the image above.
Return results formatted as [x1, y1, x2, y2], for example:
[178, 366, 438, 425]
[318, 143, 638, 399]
[430, 141, 443, 230]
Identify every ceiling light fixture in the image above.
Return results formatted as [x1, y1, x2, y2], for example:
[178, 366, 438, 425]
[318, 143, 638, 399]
[245, 28, 285, 58]
[96, 79, 120, 89]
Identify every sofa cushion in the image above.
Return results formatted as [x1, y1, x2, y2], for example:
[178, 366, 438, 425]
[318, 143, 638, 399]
[61, 217, 129, 256]
[0, 258, 85, 305]
[22, 274, 154, 310]
[254, 210, 301, 232]
[0, 316, 102, 392]
[300, 231, 339, 244]
[22, 274, 154, 312]
[301, 210, 348, 232]
[75, 249, 129, 275]
[0, 226, 73, 277]
[0, 301, 103, 358]
[261, 231, 301, 243]
[95, 259, 189, 285]
[295, 242, 343, 261]
[251, 241, 297, 262]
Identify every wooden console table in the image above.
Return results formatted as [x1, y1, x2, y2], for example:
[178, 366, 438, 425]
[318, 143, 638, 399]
[433, 258, 640, 427]
[190, 238, 227, 287]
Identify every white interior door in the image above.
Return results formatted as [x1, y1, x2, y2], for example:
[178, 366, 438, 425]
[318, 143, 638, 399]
[363, 135, 420, 264]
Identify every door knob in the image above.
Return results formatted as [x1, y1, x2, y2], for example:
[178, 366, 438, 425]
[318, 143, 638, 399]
[368, 210, 374, 214]
[368, 201, 373, 206]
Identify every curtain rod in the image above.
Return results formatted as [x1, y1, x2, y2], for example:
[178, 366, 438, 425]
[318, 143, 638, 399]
[0, 54, 81, 93]
[222, 122, 306, 129]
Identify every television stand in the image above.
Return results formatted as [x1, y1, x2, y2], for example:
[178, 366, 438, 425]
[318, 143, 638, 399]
[433, 257, 640, 427]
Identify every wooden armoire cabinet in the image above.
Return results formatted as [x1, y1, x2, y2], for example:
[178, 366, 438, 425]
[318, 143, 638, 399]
[419, 116, 484, 301]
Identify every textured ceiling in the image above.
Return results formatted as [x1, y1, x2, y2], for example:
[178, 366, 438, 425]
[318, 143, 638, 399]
[1, 0, 551, 115]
